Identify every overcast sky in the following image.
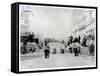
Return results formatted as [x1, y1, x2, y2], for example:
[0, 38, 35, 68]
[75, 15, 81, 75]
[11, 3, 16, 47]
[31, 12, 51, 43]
[19, 5, 95, 40]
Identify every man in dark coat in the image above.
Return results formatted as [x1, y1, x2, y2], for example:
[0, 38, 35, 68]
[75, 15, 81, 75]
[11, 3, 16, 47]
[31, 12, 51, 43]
[44, 46, 50, 59]
[73, 43, 80, 56]
[88, 39, 95, 56]
[82, 36, 87, 47]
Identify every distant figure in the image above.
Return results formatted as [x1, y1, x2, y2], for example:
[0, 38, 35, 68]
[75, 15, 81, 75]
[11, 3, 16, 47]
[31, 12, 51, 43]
[73, 43, 80, 56]
[73, 48, 78, 56]
[61, 48, 64, 54]
[78, 36, 81, 43]
[53, 48, 56, 54]
[87, 39, 95, 56]
[70, 35, 73, 44]
[44, 46, 50, 58]
[82, 36, 87, 47]
[68, 36, 73, 53]
[69, 45, 73, 53]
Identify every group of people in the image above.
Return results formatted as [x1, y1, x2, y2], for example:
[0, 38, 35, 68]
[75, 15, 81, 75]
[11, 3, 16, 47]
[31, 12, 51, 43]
[43, 34, 95, 59]
[68, 35, 95, 56]
[43, 46, 65, 59]
[21, 31, 95, 59]
[68, 35, 81, 56]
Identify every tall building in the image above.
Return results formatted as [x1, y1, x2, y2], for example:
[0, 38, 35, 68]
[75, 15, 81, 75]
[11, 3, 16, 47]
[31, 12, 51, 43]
[20, 6, 31, 33]
[72, 9, 96, 38]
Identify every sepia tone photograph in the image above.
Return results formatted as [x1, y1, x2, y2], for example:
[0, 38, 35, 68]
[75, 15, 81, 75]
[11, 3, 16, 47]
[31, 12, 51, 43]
[19, 4, 97, 71]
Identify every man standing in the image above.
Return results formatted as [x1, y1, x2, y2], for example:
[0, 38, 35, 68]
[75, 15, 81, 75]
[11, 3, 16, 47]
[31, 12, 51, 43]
[82, 35, 87, 47]
[87, 39, 95, 56]
[73, 42, 80, 56]
[44, 46, 50, 59]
